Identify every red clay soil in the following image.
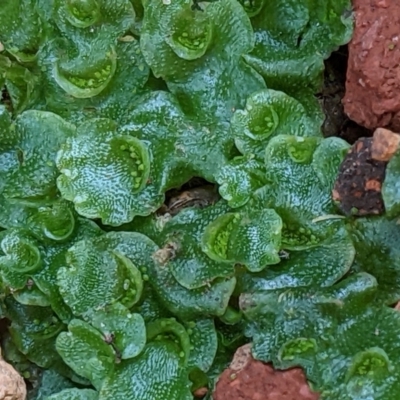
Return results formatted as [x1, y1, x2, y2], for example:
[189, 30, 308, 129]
[213, 344, 319, 400]
[343, 0, 400, 130]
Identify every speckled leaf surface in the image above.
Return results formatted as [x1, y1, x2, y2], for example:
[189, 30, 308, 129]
[0, 196, 35, 230]
[4, 297, 64, 343]
[51, 0, 134, 35]
[57, 231, 157, 311]
[238, 220, 354, 291]
[146, 317, 191, 364]
[56, 91, 237, 225]
[32, 218, 103, 323]
[202, 209, 282, 272]
[123, 209, 237, 318]
[244, 0, 353, 94]
[57, 237, 143, 317]
[0, 228, 40, 291]
[186, 319, 218, 373]
[141, 0, 265, 123]
[347, 216, 400, 305]
[26, 200, 77, 242]
[1, 199, 77, 252]
[312, 136, 350, 191]
[258, 135, 330, 218]
[46, 388, 98, 400]
[35, 0, 135, 100]
[9, 324, 63, 371]
[228, 135, 354, 288]
[0, 228, 42, 276]
[0, 0, 43, 62]
[241, 273, 400, 398]
[56, 118, 158, 225]
[91, 302, 146, 360]
[149, 202, 235, 289]
[99, 342, 192, 400]
[38, 38, 150, 125]
[220, 135, 348, 225]
[28, 370, 75, 400]
[0, 198, 77, 244]
[255, 135, 349, 242]
[323, 309, 400, 399]
[147, 254, 236, 320]
[315, 308, 400, 400]
[382, 148, 400, 217]
[2, 61, 40, 114]
[0, 0, 385, 397]
[131, 285, 172, 323]
[3, 296, 65, 369]
[232, 89, 322, 160]
[215, 157, 267, 208]
[55, 229, 235, 320]
[120, 90, 238, 190]
[127, 219, 236, 320]
[12, 285, 50, 307]
[56, 319, 115, 389]
[2, 215, 100, 316]
[0, 107, 75, 202]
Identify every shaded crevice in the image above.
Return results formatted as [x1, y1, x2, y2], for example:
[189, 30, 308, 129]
[158, 177, 221, 216]
[1, 86, 12, 111]
[317, 45, 373, 144]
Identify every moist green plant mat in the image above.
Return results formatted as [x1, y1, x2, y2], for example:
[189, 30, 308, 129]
[2, 1, 400, 399]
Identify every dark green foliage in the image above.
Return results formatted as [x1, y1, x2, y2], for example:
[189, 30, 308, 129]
[7, 1, 400, 400]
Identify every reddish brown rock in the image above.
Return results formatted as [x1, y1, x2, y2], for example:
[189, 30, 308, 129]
[332, 137, 386, 216]
[193, 387, 208, 398]
[332, 127, 400, 216]
[213, 344, 319, 400]
[0, 347, 26, 400]
[343, 0, 400, 130]
[371, 127, 400, 161]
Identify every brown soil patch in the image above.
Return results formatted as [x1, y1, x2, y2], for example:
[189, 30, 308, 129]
[213, 344, 319, 400]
